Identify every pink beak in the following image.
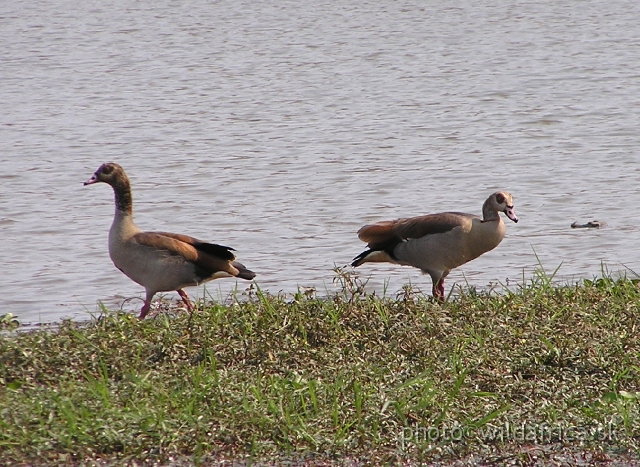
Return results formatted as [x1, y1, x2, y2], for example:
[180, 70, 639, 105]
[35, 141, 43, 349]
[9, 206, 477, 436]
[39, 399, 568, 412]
[84, 174, 99, 186]
[504, 206, 518, 223]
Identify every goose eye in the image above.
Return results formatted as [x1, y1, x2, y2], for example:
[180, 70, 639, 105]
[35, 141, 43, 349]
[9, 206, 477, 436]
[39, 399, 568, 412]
[495, 193, 505, 204]
[102, 164, 114, 175]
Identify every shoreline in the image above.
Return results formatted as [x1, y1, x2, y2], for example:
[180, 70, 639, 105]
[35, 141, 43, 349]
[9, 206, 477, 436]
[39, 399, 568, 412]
[1, 272, 638, 465]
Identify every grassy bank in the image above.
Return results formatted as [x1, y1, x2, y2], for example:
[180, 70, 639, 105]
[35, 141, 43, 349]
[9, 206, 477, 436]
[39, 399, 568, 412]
[1, 270, 639, 465]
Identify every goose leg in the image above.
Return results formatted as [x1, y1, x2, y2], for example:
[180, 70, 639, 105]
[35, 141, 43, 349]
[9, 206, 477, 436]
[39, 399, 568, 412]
[139, 302, 151, 320]
[432, 278, 445, 301]
[139, 292, 155, 320]
[177, 289, 194, 311]
[432, 270, 449, 301]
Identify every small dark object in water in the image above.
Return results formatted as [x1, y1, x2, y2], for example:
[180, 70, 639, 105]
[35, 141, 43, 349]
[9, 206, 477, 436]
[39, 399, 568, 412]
[571, 220, 606, 229]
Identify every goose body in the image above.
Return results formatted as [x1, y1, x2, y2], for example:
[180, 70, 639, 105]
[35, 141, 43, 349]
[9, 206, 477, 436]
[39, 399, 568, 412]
[85, 162, 255, 318]
[351, 192, 518, 300]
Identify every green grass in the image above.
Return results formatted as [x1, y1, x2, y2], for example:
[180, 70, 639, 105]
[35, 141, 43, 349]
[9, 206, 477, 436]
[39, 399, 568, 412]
[1, 269, 639, 465]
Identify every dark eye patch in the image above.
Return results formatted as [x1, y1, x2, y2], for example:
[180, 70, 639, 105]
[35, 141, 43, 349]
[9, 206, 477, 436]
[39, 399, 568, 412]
[495, 193, 505, 204]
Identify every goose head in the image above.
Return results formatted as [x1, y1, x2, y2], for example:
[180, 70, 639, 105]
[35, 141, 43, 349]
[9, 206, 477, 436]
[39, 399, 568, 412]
[484, 191, 518, 223]
[84, 162, 133, 214]
[84, 162, 128, 187]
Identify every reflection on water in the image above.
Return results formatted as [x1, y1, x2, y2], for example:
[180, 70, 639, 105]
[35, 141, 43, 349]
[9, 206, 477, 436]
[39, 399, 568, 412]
[2, 0, 640, 324]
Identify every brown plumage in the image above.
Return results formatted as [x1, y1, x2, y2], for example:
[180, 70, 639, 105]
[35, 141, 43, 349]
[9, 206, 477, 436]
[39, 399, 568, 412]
[352, 192, 518, 300]
[85, 162, 256, 318]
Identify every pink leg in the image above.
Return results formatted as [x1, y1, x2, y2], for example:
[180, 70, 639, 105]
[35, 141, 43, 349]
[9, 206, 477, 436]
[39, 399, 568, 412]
[139, 290, 157, 319]
[139, 300, 151, 320]
[177, 289, 194, 311]
[432, 278, 446, 301]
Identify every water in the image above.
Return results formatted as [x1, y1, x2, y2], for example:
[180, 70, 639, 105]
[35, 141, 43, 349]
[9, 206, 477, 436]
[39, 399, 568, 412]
[2, 0, 640, 325]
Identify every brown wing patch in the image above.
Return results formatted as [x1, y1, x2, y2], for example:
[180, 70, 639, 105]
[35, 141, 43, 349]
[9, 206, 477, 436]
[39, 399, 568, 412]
[152, 231, 237, 261]
[133, 233, 199, 261]
[358, 213, 470, 246]
[357, 221, 397, 244]
[133, 232, 238, 276]
[152, 231, 202, 245]
[392, 213, 469, 240]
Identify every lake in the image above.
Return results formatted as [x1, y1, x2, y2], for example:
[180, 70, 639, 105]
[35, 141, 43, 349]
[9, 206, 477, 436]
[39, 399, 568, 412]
[2, 0, 640, 325]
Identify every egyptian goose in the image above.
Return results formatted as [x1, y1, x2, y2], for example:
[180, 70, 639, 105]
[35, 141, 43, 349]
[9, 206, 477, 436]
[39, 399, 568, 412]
[351, 191, 518, 300]
[84, 162, 256, 319]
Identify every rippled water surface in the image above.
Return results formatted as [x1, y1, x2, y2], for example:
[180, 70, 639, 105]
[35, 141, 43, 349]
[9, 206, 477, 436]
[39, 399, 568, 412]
[2, 0, 640, 324]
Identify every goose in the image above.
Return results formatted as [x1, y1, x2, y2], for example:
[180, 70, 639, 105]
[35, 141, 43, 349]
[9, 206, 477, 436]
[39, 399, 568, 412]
[84, 162, 256, 319]
[351, 191, 518, 300]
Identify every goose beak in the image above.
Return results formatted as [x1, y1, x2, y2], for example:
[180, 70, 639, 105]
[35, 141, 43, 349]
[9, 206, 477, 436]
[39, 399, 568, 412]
[84, 174, 99, 186]
[504, 206, 518, 223]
